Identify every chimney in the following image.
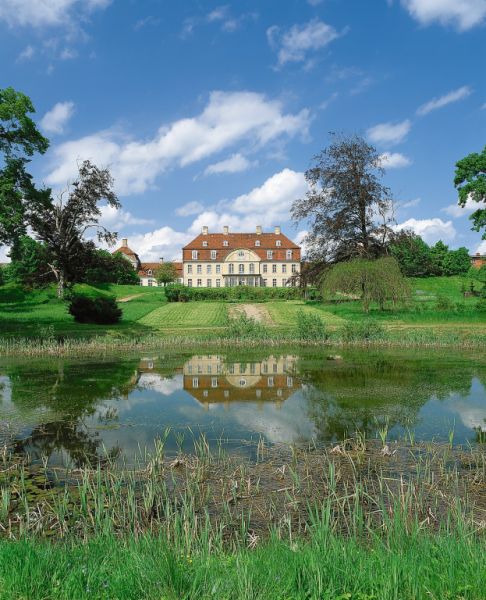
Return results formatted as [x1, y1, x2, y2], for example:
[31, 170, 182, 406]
[223, 226, 229, 235]
[274, 226, 281, 235]
[121, 238, 128, 247]
[256, 225, 262, 235]
[202, 226, 208, 235]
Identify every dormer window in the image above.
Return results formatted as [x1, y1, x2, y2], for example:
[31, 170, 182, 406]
[267, 250, 273, 259]
[223, 240, 228, 247]
[255, 240, 260, 247]
[192, 250, 198, 259]
[203, 241, 208, 247]
[211, 250, 217, 259]
[147, 270, 152, 276]
[276, 240, 281, 247]
[286, 250, 292, 259]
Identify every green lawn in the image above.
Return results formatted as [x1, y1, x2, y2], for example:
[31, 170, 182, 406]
[139, 301, 228, 331]
[266, 300, 345, 327]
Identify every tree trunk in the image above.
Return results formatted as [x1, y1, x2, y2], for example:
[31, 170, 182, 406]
[57, 271, 65, 298]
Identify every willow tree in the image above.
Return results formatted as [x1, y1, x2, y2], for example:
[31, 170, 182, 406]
[292, 134, 394, 277]
[321, 257, 410, 312]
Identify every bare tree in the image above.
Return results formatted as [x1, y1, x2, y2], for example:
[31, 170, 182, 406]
[29, 160, 119, 297]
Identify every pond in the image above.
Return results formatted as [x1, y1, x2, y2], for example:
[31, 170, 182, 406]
[1, 347, 485, 466]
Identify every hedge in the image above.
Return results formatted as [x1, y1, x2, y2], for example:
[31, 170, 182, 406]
[164, 284, 308, 302]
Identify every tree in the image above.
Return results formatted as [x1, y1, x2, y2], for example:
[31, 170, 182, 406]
[292, 133, 394, 272]
[155, 262, 178, 286]
[0, 87, 49, 246]
[5, 235, 54, 287]
[83, 249, 140, 285]
[389, 230, 433, 277]
[321, 257, 410, 312]
[429, 240, 450, 275]
[454, 145, 486, 236]
[29, 160, 119, 297]
[441, 247, 470, 276]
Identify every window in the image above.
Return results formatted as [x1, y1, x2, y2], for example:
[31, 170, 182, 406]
[282, 264, 287, 273]
[238, 250, 245, 258]
[216, 264, 221, 273]
[223, 240, 228, 247]
[202, 241, 208, 247]
[207, 279, 212, 287]
[255, 240, 260, 247]
[192, 377, 199, 388]
[256, 389, 261, 398]
[263, 279, 267, 287]
[272, 264, 277, 273]
[207, 265, 212, 274]
[229, 263, 234, 274]
[211, 377, 218, 388]
[197, 279, 202, 287]
[286, 250, 292, 260]
[239, 264, 244, 274]
[276, 240, 281, 247]
[287, 376, 293, 387]
[147, 269, 152, 276]
[267, 250, 273, 259]
[203, 390, 208, 398]
[148, 280, 153, 287]
[239, 379, 247, 387]
[291, 264, 297, 273]
[188, 265, 193, 274]
[272, 279, 277, 287]
[192, 250, 198, 260]
[216, 279, 221, 287]
[211, 250, 217, 260]
[249, 263, 255, 274]
[188, 279, 193, 287]
[224, 390, 229, 398]
[268, 377, 274, 387]
[263, 264, 268, 273]
[197, 264, 202, 274]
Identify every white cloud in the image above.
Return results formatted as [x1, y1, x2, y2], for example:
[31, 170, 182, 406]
[137, 374, 183, 395]
[379, 152, 412, 169]
[175, 201, 205, 217]
[204, 153, 255, 176]
[401, 0, 486, 31]
[267, 18, 342, 66]
[127, 227, 192, 262]
[59, 47, 78, 60]
[40, 101, 75, 134]
[395, 218, 456, 244]
[46, 91, 310, 195]
[367, 119, 411, 146]
[417, 85, 472, 116]
[401, 197, 421, 209]
[99, 205, 154, 230]
[442, 196, 478, 217]
[0, 0, 111, 28]
[475, 240, 486, 254]
[16, 45, 35, 61]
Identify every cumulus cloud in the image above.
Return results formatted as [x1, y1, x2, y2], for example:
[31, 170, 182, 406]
[367, 119, 411, 146]
[400, 0, 486, 31]
[0, 0, 111, 28]
[395, 217, 456, 244]
[401, 197, 421, 209]
[379, 152, 412, 169]
[16, 45, 35, 61]
[204, 153, 255, 176]
[40, 101, 75, 134]
[175, 201, 205, 217]
[126, 227, 192, 262]
[99, 205, 154, 230]
[267, 18, 342, 66]
[442, 197, 478, 217]
[417, 85, 472, 116]
[45, 91, 310, 195]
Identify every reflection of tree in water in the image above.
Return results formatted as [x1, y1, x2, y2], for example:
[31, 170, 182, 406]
[4, 359, 139, 466]
[299, 354, 478, 442]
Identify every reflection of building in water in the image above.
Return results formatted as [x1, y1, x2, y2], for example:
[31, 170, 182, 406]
[182, 355, 298, 407]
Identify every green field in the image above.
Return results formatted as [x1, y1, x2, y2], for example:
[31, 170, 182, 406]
[0, 276, 485, 341]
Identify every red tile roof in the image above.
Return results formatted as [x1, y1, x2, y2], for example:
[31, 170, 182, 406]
[113, 245, 139, 258]
[183, 233, 300, 262]
[138, 262, 183, 278]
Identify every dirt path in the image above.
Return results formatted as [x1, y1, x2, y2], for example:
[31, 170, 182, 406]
[118, 294, 144, 303]
[229, 303, 275, 326]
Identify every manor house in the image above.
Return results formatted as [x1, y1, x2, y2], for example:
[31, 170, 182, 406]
[113, 225, 301, 287]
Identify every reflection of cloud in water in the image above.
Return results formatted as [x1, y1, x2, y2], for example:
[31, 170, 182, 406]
[137, 373, 183, 395]
[443, 378, 486, 432]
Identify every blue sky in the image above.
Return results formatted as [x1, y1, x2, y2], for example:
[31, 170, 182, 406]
[1, 0, 485, 261]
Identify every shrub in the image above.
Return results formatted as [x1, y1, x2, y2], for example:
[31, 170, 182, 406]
[476, 298, 486, 312]
[68, 295, 122, 324]
[296, 310, 327, 341]
[224, 314, 269, 340]
[341, 320, 385, 342]
[165, 284, 303, 302]
[436, 296, 454, 311]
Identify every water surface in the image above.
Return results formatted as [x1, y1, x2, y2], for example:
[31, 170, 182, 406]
[1, 348, 485, 466]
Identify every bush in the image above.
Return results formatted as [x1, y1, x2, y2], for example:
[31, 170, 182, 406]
[224, 314, 269, 340]
[296, 310, 327, 341]
[341, 320, 385, 341]
[68, 295, 122, 324]
[476, 298, 486, 312]
[436, 296, 454, 311]
[165, 284, 303, 302]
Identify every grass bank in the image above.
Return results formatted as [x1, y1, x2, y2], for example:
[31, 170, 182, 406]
[0, 437, 485, 598]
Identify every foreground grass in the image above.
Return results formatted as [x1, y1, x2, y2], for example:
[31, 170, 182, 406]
[1, 526, 484, 600]
[139, 301, 228, 331]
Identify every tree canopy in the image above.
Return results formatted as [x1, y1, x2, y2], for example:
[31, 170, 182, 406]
[454, 145, 486, 237]
[156, 262, 178, 286]
[292, 134, 394, 271]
